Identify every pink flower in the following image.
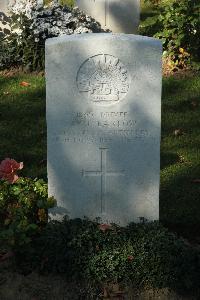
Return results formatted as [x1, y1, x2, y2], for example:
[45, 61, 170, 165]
[0, 158, 23, 184]
[98, 223, 112, 232]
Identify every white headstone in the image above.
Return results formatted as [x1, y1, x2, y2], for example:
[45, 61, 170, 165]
[46, 33, 162, 225]
[75, 0, 140, 33]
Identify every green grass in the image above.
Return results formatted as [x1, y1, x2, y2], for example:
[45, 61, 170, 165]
[0, 73, 200, 235]
[0, 74, 46, 179]
[160, 75, 200, 232]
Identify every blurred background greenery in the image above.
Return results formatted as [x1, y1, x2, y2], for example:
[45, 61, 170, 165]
[44, 0, 75, 6]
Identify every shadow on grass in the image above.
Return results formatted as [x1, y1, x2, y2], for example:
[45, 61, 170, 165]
[162, 76, 200, 99]
[160, 160, 200, 240]
[163, 98, 199, 113]
[161, 76, 200, 138]
[160, 152, 179, 169]
[162, 78, 189, 100]
[160, 74, 200, 237]
[0, 75, 47, 179]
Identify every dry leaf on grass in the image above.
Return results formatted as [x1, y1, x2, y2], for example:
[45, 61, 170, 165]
[178, 154, 185, 163]
[192, 179, 200, 184]
[20, 81, 31, 87]
[173, 129, 184, 136]
[19, 90, 28, 94]
[38, 159, 47, 165]
[0, 251, 14, 262]
[191, 101, 199, 108]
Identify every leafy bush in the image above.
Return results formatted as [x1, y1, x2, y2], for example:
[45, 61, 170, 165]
[0, 176, 56, 249]
[23, 218, 200, 293]
[8, 13, 45, 71]
[0, 1, 103, 71]
[0, 37, 18, 70]
[140, 0, 200, 70]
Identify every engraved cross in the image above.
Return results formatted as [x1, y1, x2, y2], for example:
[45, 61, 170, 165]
[82, 148, 125, 213]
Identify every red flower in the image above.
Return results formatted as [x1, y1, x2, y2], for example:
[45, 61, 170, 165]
[127, 255, 134, 261]
[98, 223, 112, 232]
[0, 158, 23, 184]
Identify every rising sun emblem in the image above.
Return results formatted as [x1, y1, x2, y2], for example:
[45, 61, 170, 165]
[77, 54, 130, 105]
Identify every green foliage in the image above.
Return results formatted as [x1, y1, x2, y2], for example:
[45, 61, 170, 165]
[44, 0, 74, 6]
[0, 177, 56, 249]
[59, 0, 74, 7]
[140, 0, 200, 70]
[13, 13, 44, 71]
[25, 219, 200, 293]
[1, 0, 96, 71]
[0, 13, 45, 71]
[0, 37, 19, 70]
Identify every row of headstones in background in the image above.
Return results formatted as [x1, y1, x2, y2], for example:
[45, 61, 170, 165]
[46, 34, 162, 225]
[76, 0, 140, 33]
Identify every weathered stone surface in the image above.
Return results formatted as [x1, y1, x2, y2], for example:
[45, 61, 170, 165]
[75, 0, 140, 33]
[46, 33, 162, 225]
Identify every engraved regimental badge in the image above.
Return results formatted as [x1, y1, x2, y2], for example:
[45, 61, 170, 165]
[77, 54, 130, 105]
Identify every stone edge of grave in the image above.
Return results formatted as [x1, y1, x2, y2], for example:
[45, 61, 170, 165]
[45, 32, 162, 48]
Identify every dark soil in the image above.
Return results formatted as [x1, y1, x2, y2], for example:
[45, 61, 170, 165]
[0, 261, 198, 300]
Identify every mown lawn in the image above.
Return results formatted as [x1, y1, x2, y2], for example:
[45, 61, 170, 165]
[160, 74, 200, 236]
[0, 72, 200, 236]
[0, 74, 46, 179]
